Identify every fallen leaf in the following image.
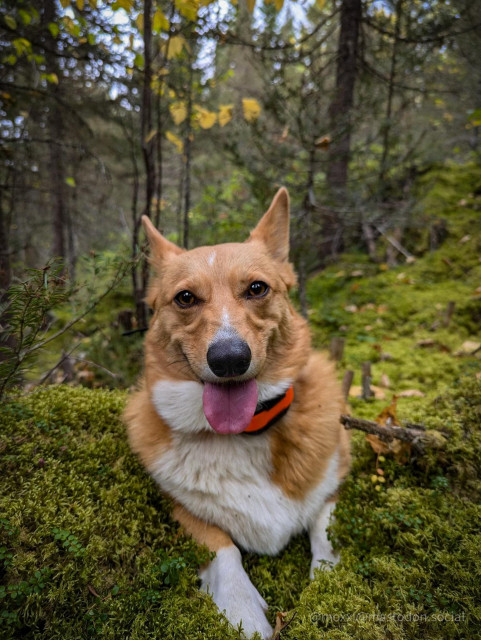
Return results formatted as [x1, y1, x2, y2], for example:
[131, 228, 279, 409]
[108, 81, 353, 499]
[376, 397, 398, 427]
[459, 234, 471, 244]
[416, 339, 451, 352]
[397, 389, 425, 398]
[272, 611, 297, 638]
[365, 397, 411, 462]
[380, 373, 390, 388]
[454, 340, 481, 356]
[349, 385, 386, 400]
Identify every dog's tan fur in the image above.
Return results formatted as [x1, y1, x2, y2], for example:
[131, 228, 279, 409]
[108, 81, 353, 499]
[124, 188, 350, 637]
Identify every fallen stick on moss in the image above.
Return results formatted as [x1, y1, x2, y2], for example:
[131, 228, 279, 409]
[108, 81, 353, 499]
[340, 414, 449, 454]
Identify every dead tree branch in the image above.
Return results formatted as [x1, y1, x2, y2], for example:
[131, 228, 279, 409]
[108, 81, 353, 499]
[340, 414, 449, 454]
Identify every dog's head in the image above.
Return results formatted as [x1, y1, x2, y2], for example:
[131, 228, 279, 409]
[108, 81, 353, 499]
[142, 188, 310, 434]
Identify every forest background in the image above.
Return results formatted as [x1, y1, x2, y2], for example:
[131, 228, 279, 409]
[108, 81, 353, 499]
[1, 0, 480, 390]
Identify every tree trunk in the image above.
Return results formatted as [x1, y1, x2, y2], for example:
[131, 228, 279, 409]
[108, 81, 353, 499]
[379, 0, 404, 191]
[0, 184, 12, 295]
[326, 0, 362, 195]
[136, 0, 155, 329]
[43, 0, 68, 266]
[183, 54, 194, 250]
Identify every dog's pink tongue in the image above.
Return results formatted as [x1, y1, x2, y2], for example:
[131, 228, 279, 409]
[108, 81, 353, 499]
[203, 380, 258, 434]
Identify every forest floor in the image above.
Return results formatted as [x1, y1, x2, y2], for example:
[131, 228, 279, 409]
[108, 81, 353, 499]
[1, 163, 480, 639]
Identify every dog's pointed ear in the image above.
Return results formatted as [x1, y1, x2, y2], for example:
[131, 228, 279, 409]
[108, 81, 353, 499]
[142, 215, 184, 265]
[248, 187, 290, 262]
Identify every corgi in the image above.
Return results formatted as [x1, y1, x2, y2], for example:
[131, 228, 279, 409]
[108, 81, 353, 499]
[124, 188, 350, 639]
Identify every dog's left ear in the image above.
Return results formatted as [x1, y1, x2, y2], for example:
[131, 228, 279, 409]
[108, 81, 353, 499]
[248, 187, 290, 262]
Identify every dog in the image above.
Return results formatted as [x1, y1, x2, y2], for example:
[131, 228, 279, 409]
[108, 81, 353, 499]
[124, 188, 350, 639]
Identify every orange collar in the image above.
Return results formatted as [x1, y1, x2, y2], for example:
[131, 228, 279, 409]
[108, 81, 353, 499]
[243, 385, 294, 435]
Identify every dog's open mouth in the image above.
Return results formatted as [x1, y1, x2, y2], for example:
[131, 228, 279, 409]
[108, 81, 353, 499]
[202, 379, 258, 435]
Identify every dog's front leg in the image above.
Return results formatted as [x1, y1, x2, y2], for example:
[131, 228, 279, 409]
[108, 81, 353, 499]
[309, 499, 339, 579]
[173, 504, 273, 639]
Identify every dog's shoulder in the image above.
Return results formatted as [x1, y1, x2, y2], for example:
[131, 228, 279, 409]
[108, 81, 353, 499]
[269, 350, 350, 499]
[123, 381, 172, 468]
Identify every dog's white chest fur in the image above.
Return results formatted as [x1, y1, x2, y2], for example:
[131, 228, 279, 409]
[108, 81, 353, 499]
[150, 382, 339, 555]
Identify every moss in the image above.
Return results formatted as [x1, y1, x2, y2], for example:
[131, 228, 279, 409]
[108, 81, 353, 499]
[0, 387, 238, 639]
[1, 377, 480, 639]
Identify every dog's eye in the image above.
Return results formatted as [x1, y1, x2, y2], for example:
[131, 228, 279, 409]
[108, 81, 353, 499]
[246, 281, 269, 299]
[174, 290, 197, 308]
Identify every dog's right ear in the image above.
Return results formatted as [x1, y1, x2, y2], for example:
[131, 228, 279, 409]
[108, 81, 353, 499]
[142, 215, 184, 267]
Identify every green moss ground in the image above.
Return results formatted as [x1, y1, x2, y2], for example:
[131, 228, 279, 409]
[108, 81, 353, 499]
[1, 163, 481, 638]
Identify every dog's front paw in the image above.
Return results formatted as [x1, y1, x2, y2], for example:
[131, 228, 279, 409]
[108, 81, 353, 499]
[200, 546, 273, 639]
[309, 547, 339, 579]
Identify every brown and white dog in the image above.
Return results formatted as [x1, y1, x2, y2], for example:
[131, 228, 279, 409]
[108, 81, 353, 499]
[124, 188, 350, 639]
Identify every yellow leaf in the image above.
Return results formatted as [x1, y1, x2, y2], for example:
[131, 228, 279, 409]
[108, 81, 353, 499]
[242, 98, 261, 123]
[166, 131, 184, 154]
[59, 0, 70, 7]
[175, 0, 198, 21]
[117, 0, 134, 11]
[153, 8, 169, 32]
[316, 0, 326, 9]
[167, 35, 187, 59]
[273, 0, 284, 10]
[218, 104, 234, 127]
[145, 129, 158, 144]
[196, 107, 217, 129]
[135, 13, 143, 32]
[5, 15, 17, 30]
[76, 0, 85, 10]
[246, 0, 256, 12]
[170, 102, 187, 125]
[88, 0, 98, 8]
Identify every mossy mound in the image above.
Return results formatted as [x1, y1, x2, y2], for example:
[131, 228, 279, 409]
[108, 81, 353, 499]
[1, 381, 480, 639]
[0, 387, 235, 639]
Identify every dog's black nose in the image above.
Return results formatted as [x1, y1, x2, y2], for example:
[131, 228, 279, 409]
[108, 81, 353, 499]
[207, 338, 252, 378]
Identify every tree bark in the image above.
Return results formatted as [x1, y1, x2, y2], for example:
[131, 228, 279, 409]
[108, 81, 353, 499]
[136, 0, 155, 329]
[379, 0, 404, 190]
[183, 54, 194, 250]
[43, 0, 68, 267]
[326, 0, 362, 194]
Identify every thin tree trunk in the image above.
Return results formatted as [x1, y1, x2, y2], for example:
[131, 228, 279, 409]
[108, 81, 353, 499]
[379, 0, 404, 189]
[154, 85, 163, 229]
[0, 179, 12, 295]
[177, 153, 184, 243]
[183, 54, 194, 250]
[327, 0, 362, 195]
[49, 110, 67, 263]
[43, 0, 68, 267]
[298, 146, 316, 319]
[137, 0, 155, 329]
